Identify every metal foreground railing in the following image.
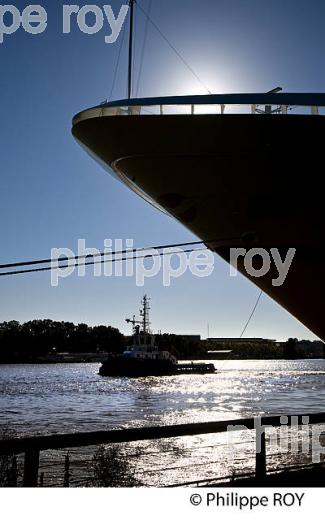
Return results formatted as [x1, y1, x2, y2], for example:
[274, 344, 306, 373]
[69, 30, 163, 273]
[72, 93, 325, 124]
[1, 414, 325, 487]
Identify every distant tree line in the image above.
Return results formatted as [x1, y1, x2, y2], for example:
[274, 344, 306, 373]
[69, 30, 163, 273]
[1, 320, 323, 363]
[203, 338, 324, 360]
[0, 320, 124, 362]
[282, 338, 325, 359]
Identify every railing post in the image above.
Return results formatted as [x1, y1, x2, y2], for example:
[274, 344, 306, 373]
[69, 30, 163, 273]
[7, 455, 17, 487]
[255, 430, 266, 481]
[64, 454, 70, 487]
[39, 472, 44, 487]
[23, 449, 40, 487]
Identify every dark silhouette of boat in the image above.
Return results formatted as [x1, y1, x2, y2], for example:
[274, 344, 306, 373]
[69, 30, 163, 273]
[72, 92, 325, 341]
[99, 295, 178, 376]
[99, 353, 178, 377]
[72, 1, 325, 341]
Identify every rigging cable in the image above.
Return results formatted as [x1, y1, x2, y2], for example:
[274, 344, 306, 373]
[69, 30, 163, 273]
[0, 233, 264, 338]
[136, 0, 212, 94]
[135, 0, 152, 97]
[239, 289, 263, 338]
[109, 9, 128, 100]
[210, 289, 264, 372]
[0, 247, 208, 278]
[0, 237, 240, 271]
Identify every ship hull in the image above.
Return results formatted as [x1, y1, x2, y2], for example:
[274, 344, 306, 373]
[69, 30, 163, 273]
[73, 114, 325, 341]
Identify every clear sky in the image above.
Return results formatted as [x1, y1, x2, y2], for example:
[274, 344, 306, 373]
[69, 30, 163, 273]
[0, 0, 324, 340]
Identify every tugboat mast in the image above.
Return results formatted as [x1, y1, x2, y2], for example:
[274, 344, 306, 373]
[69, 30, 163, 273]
[125, 295, 151, 344]
[140, 295, 151, 336]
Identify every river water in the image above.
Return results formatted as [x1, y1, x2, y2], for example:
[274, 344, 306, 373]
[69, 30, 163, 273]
[1, 360, 324, 485]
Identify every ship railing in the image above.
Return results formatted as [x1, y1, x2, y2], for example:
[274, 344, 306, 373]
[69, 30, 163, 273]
[73, 93, 325, 125]
[1, 413, 324, 487]
[98, 104, 323, 116]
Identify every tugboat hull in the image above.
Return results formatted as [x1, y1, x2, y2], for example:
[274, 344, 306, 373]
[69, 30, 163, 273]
[99, 357, 177, 377]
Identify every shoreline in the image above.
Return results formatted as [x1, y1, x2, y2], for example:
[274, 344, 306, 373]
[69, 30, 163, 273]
[1, 356, 324, 365]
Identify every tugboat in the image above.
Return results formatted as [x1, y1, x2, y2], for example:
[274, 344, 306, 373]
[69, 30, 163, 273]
[99, 295, 216, 377]
[99, 295, 178, 377]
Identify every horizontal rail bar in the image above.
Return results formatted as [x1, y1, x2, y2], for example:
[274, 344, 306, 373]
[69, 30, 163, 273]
[97, 93, 325, 109]
[1, 413, 325, 456]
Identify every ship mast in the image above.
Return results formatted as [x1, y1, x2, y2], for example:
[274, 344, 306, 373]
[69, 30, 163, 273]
[127, 0, 135, 99]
